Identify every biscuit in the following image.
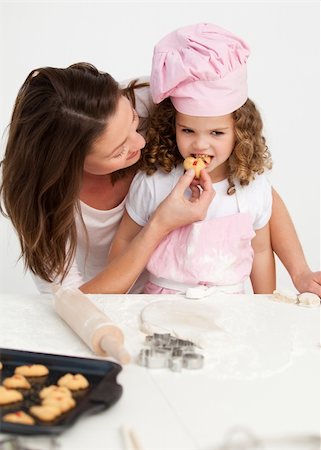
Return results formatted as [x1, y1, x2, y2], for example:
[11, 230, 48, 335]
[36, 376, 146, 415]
[57, 373, 89, 390]
[39, 385, 72, 399]
[3, 374, 31, 389]
[43, 394, 76, 413]
[183, 156, 206, 178]
[29, 405, 61, 421]
[3, 411, 35, 425]
[15, 364, 49, 377]
[0, 386, 23, 405]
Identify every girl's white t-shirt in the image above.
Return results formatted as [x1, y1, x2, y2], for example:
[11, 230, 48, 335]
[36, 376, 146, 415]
[126, 165, 272, 230]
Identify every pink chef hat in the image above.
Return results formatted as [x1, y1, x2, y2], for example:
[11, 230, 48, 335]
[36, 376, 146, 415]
[150, 23, 250, 116]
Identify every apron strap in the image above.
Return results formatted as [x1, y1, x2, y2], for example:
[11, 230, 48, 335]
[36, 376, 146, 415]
[234, 181, 249, 214]
[148, 274, 244, 298]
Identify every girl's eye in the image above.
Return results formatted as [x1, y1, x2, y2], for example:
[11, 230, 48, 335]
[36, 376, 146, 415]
[211, 131, 223, 136]
[182, 128, 193, 134]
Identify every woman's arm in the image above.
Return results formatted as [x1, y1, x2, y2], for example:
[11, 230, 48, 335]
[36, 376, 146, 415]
[250, 223, 276, 293]
[80, 169, 214, 294]
[270, 188, 321, 296]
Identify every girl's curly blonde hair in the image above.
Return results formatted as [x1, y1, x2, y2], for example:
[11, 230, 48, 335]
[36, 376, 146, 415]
[140, 98, 272, 194]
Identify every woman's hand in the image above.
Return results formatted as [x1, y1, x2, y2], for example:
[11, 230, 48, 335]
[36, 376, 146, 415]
[151, 168, 214, 234]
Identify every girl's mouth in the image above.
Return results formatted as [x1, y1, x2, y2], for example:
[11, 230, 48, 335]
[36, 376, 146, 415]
[192, 154, 212, 166]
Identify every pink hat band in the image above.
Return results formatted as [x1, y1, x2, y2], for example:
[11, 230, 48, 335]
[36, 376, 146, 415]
[170, 65, 248, 116]
[150, 23, 250, 117]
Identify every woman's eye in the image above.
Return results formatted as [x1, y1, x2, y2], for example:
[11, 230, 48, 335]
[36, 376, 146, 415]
[113, 148, 127, 159]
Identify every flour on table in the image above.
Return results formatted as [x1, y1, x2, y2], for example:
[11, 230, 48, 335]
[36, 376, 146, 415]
[91, 293, 319, 380]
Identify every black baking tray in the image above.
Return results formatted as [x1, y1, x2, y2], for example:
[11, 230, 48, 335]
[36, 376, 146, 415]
[0, 348, 123, 435]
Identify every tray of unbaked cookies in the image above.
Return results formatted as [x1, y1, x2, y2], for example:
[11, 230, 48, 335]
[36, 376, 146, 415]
[0, 348, 123, 435]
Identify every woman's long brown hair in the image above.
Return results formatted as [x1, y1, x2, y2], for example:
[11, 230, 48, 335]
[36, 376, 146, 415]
[0, 63, 125, 282]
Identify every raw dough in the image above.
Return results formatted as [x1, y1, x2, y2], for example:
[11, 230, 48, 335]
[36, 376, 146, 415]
[140, 299, 223, 347]
[273, 290, 320, 307]
[298, 292, 320, 307]
[273, 289, 298, 304]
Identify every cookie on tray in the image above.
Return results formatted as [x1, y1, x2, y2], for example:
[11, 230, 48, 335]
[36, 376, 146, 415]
[3, 374, 31, 389]
[39, 385, 72, 399]
[29, 404, 61, 421]
[42, 393, 76, 413]
[3, 410, 35, 425]
[57, 373, 89, 391]
[15, 364, 49, 377]
[0, 386, 23, 405]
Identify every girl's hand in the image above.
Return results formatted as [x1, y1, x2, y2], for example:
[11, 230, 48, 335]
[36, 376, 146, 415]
[292, 270, 321, 297]
[152, 168, 214, 234]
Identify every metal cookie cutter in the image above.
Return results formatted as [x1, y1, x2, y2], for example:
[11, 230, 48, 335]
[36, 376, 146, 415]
[169, 355, 183, 372]
[183, 352, 204, 370]
[137, 348, 169, 369]
[138, 333, 204, 372]
[137, 348, 151, 367]
[147, 349, 169, 369]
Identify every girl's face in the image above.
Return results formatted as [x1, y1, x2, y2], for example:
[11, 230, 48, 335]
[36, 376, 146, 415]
[84, 96, 145, 176]
[175, 112, 236, 182]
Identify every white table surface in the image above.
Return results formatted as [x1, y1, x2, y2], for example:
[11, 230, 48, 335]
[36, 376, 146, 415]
[0, 292, 320, 450]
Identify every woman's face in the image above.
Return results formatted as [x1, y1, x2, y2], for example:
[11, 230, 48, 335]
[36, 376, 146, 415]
[84, 96, 145, 176]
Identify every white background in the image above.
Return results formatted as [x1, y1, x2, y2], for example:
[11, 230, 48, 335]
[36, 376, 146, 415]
[0, 1, 319, 294]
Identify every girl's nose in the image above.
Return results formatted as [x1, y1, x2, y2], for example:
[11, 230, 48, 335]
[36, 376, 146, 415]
[193, 138, 210, 152]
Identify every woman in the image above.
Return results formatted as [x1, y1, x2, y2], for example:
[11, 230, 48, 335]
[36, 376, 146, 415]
[0, 63, 319, 295]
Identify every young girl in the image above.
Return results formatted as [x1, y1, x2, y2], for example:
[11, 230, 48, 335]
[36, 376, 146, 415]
[109, 23, 290, 295]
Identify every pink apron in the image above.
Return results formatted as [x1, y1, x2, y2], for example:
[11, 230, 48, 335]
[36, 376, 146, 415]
[144, 186, 255, 296]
